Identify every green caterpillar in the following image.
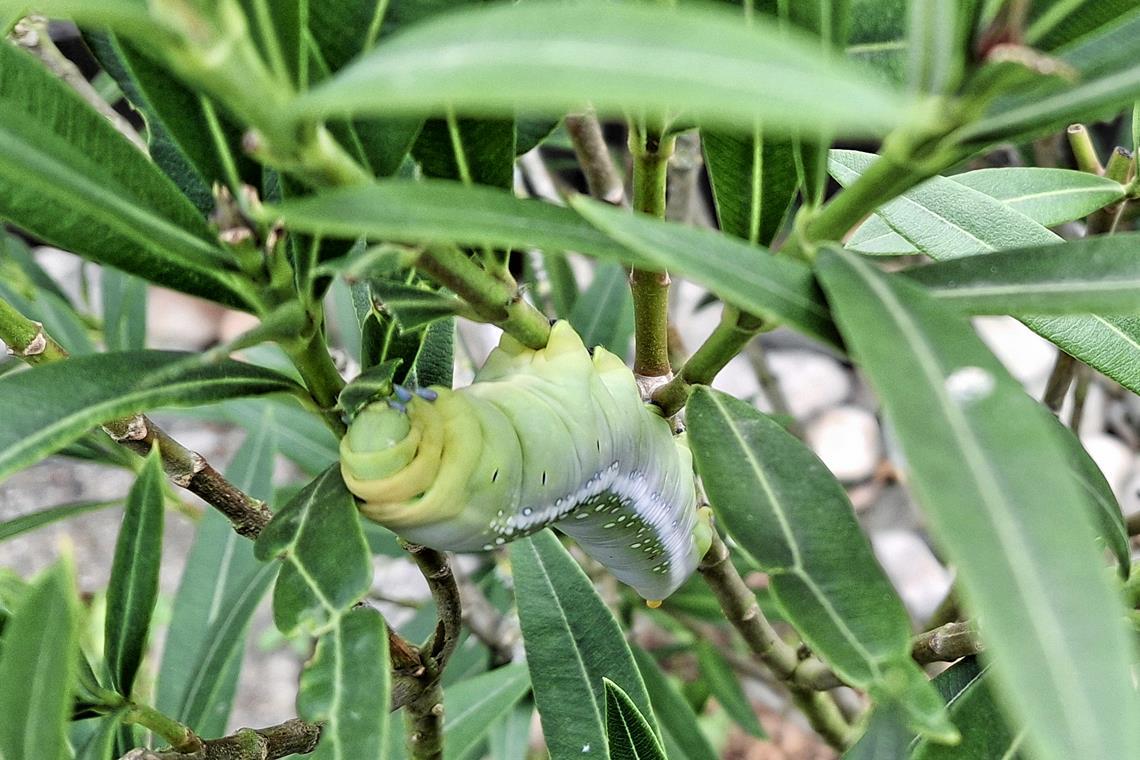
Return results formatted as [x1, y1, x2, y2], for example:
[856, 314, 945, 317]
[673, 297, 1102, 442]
[340, 321, 712, 602]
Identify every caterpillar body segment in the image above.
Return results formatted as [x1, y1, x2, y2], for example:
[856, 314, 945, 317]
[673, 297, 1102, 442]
[340, 321, 711, 600]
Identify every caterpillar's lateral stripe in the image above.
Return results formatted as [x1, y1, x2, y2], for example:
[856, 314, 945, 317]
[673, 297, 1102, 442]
[340, 321, 710, 600]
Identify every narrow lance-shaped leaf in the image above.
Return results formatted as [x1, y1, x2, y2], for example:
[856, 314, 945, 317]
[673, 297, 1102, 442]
[293, 0, 915, 137]
[630, 646, 718, 760]
[104, 446, 164, 697]
[693, 642, 766, 739]
[814, 247, 1140, 760]
[904, 233, 1140, 315]
[156, 412, 279, 735]
[913, 660, 1026, 760]
[702, 128, 798, 246]
[0, 351, 303, 482]
[0, 500, 119, 542]
[256, 466, 373, 636]
[571, 196, 840, 349]
[0, 353, 303, 485]
[0, 560, 79, 760]
[442, 663, 532, 760]
[298, 606, 390, 760]
[604, 679, 667, 760]
[687, 388, 952, 740]
[569, 262, 634, 358]
[830, 149, 1140, 398]
[0, 40, 256, 310]
[510, 530, 657, 759]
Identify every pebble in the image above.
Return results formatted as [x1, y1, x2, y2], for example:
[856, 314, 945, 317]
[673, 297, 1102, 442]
[147, 287, 225, 349]
[805, 405, 881, 483]
[1082, 433, 1133, 497]
[765, 350, 852, 419]
[973, 317, 1056, 395]
[871, 530, 952, 623]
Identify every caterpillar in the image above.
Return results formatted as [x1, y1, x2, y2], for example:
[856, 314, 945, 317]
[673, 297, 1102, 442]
[339, 321, 712, 602]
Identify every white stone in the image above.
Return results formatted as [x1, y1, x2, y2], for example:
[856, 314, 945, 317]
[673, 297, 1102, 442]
[805, 405, 882, 483]
[1059, 382, 1107, 438]
[871, 530, 953, 623]
[765, 350, 852, 419]
[147, 287, 225, 349]
[1119, 460, 1140, 517]
[1081, 433, 1133, 497]
[973, 317, 1056, 392]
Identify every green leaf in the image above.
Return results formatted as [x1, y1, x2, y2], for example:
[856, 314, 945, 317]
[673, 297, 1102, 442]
[510, 530, 657, 760]
[368, 279, 465, 332]
[569, 261, 634, 358]
[210, 398, 339, 476]
[74, 712, 126, 760]
[101, 268, 147, 352]
[0, 560, 79, 760]
[846, 0, 907, 84]
[604, 679, 667, 760]
[912, 661, 1026, 759]
[904, 233, 1140, 314]
[413, 117, 516, 189]
[294, 1, 915, 137]
[906, 0, 976, 94]
[0, 41, 256, 310]
[270, 180, 634, 264]
[156, 413, 278, 735]
[298, 606, 390, 760]
[693, 642, 765, 739]
[487, 703, 534, 760]
[814, 247, 1140, 760]
[630, 647, 718, 760]
[104, 447, 164, 697]
[239, 0, 305, 87]
[338, 360, 401, 417]
[84, 31, 253, 211]
[952, 168, 1126, 225]
[1026, 0, 1140, 51]
[702, 128, 798, 246]
[0, 500, 118, 542]
[443, 663, 532, 760]
[687, 388, 951, 740]
[570, 196, 841, 349]
[830, 149, 1140, 396]
[0, 351, 301, 482]
[256, 466, 373, 636]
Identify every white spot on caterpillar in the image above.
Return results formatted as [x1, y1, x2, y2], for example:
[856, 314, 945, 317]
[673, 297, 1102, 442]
[945, 366, 995, 404]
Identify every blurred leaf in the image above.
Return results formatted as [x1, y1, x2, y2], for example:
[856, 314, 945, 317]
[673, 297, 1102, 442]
[830, 149, 1140, 397]
[702, 129, 798, 246]
[298, 606, 390, 760]
[104, 447, 164, 697]
[1026, 0, 1140, 51]
[516, 117, 561, 155]
[0, 41, 256, 310]
[631, 646, 718, 760]
[0, 560, 79, 760]
[542, 251, 579, 320]
[156, 413, 278, 735]
[443, 663, 531, 760]
[256, 466, 373, 636]
[846, 0, 907, 84]
[604, 679, 667, 760]
[693, 642, 765, 739]
[0, 500, 118, 542]
[74, 712, 126, 760]
[688, 388, 951, 740]
[100, 268, 147, 352]
[815, 247, 1140, 760]
[0, 351, 301, 482]
[907, 0, 976, 94]
[238, 0, 305, 87]
[569, 261, 633, 357]
[295, 1, 915, 137]
[904, 233, 1140, 314]
[571, 196, 841, 348]
[487, 702, 534, 760]
[510, 530, 657, 759]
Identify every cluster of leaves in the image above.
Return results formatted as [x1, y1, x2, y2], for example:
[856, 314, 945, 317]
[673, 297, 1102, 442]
[1, 1, 1140, 759]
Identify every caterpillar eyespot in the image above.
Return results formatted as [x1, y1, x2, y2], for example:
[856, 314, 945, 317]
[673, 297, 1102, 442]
[340, 321, 712, 600]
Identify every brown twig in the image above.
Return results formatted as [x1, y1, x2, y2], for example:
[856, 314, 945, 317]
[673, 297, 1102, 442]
[403, 543, 463, 670]
[564, 110, 626, 206]
[456, 570, 518, 667]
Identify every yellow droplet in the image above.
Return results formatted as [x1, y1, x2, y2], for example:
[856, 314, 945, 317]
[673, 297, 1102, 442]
[645, 599, 662, 609]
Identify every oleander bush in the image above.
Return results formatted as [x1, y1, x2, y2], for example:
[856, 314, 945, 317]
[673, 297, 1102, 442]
[1, 1, 1139, 759]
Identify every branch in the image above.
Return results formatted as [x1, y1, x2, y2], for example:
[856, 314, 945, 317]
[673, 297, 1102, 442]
[456, 570, 518, 667]
[403, 543, 462, 670]
[120, 719, 320, 760]
[404, 682, 445, 760]
[697, 530, 854, 748]
[629, 125, 676, 379]
[564, 111, 626, 206]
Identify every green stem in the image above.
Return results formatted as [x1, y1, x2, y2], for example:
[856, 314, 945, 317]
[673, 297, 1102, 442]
[284, 321, 348, 437]
[405, 682, 445, 760]
[124, 701, 203, 754]
[416, 246, 551, 349]
[1066, 124, 1103, 175]
[629, 127, 676, 377]
[652, 306, 765, 415]
[0, 296, 68, 364]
